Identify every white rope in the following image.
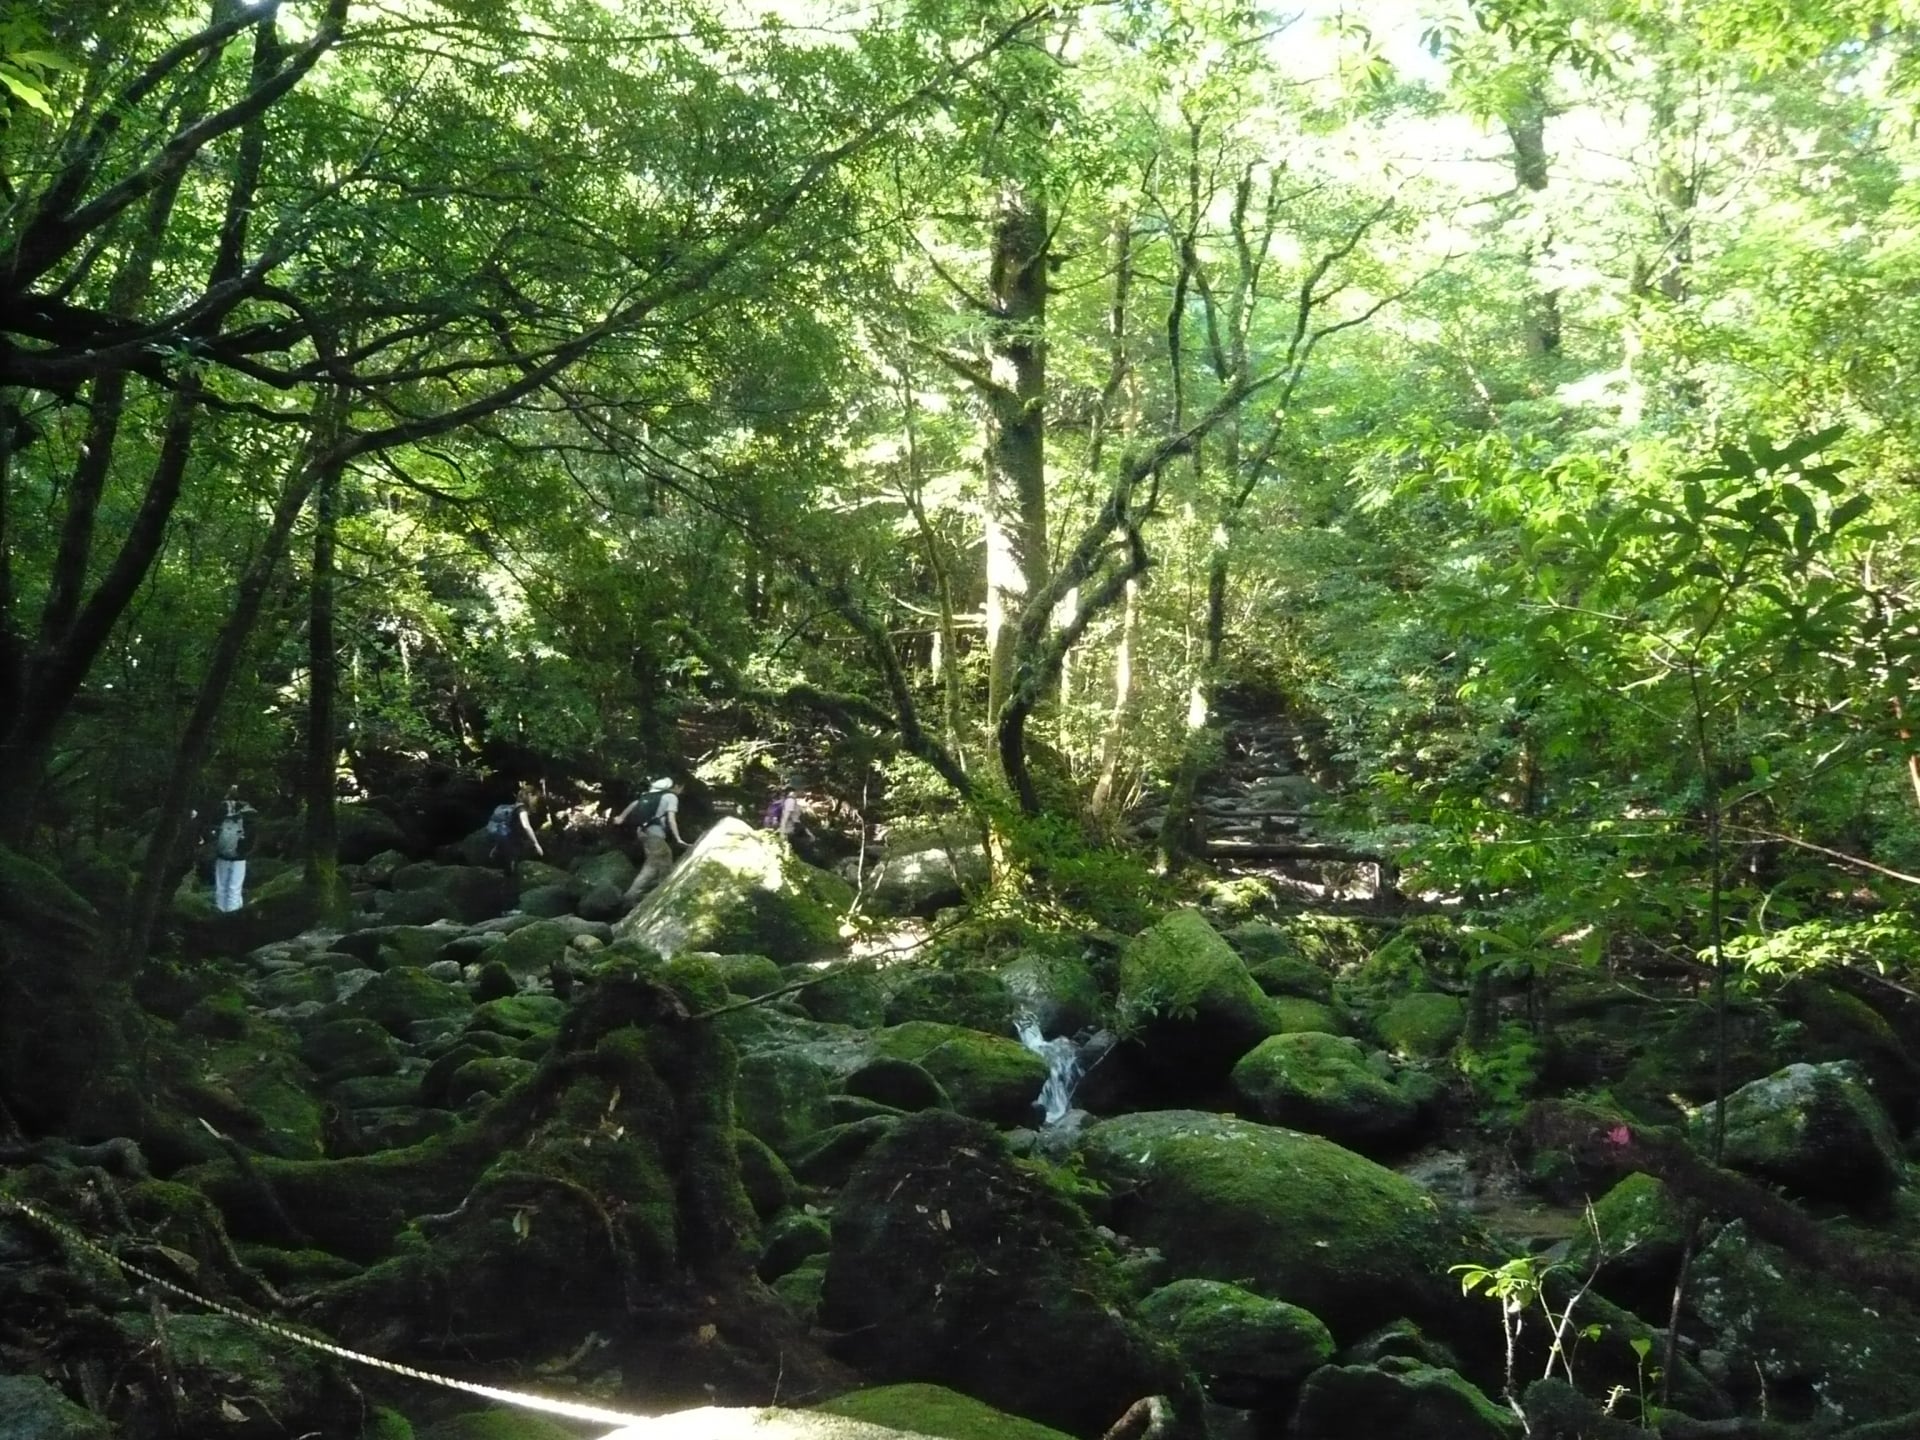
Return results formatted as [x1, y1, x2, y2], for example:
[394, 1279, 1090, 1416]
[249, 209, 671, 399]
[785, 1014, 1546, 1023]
[0, 1190, 654, 1431]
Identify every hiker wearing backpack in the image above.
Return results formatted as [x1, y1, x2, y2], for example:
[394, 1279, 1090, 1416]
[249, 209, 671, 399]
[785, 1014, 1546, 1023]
[210, 788, 257, 913]
[486, 786, 544, 880]
[762, 786, 802, 838]
[617, 776, 685, 902]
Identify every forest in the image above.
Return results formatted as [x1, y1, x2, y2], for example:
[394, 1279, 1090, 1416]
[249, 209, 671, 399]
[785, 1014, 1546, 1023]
[7, 0, 1920, 1437]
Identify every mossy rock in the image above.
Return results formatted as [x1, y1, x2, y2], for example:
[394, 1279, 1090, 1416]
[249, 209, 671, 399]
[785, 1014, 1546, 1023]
[178, 987, 252, 1040]
[789, 1115, 902, 1188]
[795, 966, 890, 1027]
[196, 1031, 327, 1158]
[736, 1049, 838, 1155]
[1780, 980, 1920, 1132]
[738, 1130, 802, 1218]
[1076, 1111, 1484, 1346]
[1223, 921, 1339, 1002]
[447, 1055, 536, 1106]
[616, 818, 852, 961]
[1692, 1220, 1920, 1422]
[1230, 1032, 1421, 1155]
[332, 924, 458, 971]
[871, 1022, 1047, 1126]
[253, 966, 339, 1009]
[758, 1208, 833, 1281]
[468, 993, 567, 1040]
[1117, 910, 1281, 1090]
[360, 1407, 415, 1440]
[572, 848, 638, 894]
[1376, 992, 1466, 1059]
[0, 1375, 109, 1440]
[1614, 997, 1797, 1124]
[884, 969, 1015, 1033]
[999, 950, 1105, 1035]
[1564, 1172, 1695, 1324]
[815, 1384, 1075, 1440]
[700, 952, 786, 997]
[773, 1253, 828, 1319]
[336, 804, 410, 865]
[329, 1071, 423, 1109]
[1268, 996, 1346, 1035]
[1695, 1060, 1903, 1212]
[300, 1017, 402, 1080]
[823, 1110, 1191, 1437]
[333, 966, 474, 1036]
[844, 1057, 950, 1113]
[487, 917, 608, 981]
[1136, 1277, 1333, 1402]
[515, 883, 575, 918]
[1292, 1361, 1520, 1440]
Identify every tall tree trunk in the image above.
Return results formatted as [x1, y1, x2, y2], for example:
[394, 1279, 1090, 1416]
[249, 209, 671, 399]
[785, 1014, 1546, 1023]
[122, 448, 329, 965]
[983, 184, 1051, 732]
[303, 452, 346, 917]
[1089, 576, 1140, 820]
[1504, 85, 1562, 358]
[0, 379, 205, 842]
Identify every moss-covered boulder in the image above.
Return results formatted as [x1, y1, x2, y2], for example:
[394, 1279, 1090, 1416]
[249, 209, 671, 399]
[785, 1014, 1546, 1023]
[1780, 980, 1920, 1132]
[822, 1111, 1191, 1437]
[616, 818, 851, 961]
[1136, 1277, 1333, 1405]
[468, 993, 567, 1041]
[884, 969, 1015, 1033]
[446, 1054, 536, 1106]
[1563, 1173, 1696, 1323]
[999, 950, 1105, 1036]
[863, 844, 988, 917]
[333, 924, 459, 971]
[191, 1028, 327, 1158]
[696, 951, 785, 997]
[419, 1413, 581, 1440]
[1268, 996, 1346, 1035]
[116, 1311, 361, 1438]
[759, 1209, 833, 1281]
[788, 1115, 902, 1188]
[336, 804, 410, 864]
[1292, 1360, 1521, 1440]
[1691, 1220, 1920, 1422]
[487, 916, 609, 981]
[378, 864, 512, 925]
[300, 1017, 402, 1080]
[0, 1373, 110, 1439]
[871, 1022, 1047, 1126]
[738, 1130, 802, 1218]
[1376, 992, 1466, 1059]
[1230, 1032, 1421, 1155]
[1118, 910, 1280, 1091]
[1697, 1061, 1903, 1212]
[815, 1384, 1073, 1440]
[795, 966, 889, 1027]
[1223, 920, 1341, 1002]
[1075, 1111, 1483, 1345]
[333, 966, 474, 1037]
[844, 1057, 950, 1113]
[573, 848, 638, 894]
[736, 1049, 838, 1155]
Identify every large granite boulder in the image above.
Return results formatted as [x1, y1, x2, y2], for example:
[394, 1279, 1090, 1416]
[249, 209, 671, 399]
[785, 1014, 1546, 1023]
[1075, 1110, 1483, 1344]
[871, 1021, 1047, 1126]
[861, 843, 988, 917]
[822, 1111, 1191, 1437]
[375, 863, 511, 925]
[1697, 1061, 1903, 1212]
[1117, 910, 1280, 1092]
[616, 818, 851, 961]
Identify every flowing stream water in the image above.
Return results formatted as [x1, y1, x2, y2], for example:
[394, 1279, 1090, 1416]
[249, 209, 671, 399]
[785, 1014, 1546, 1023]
[1014, 1011, 1087, 1126]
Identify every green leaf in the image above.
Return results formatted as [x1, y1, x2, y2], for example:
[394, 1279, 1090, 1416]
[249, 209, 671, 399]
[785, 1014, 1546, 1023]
[1772, 424, 1847, 469]
[1683, 479, 1707, 522]
[1828, 494, 1873, 533]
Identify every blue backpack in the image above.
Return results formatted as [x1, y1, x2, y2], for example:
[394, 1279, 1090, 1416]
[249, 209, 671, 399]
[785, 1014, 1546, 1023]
[486, 804, 516, 840]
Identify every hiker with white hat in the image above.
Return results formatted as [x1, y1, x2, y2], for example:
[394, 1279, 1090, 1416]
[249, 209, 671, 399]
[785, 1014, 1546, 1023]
[616, 775, 686, 902]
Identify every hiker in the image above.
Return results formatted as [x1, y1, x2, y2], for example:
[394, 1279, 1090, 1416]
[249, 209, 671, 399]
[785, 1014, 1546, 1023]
[761, 785, 802, 838]
[617, 775, 685, 901]
[210, 788, 257, 913]
[486, 785, 544, 880]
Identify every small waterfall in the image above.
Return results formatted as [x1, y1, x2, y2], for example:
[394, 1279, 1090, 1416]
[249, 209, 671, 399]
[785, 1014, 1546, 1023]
[1015, 1011, 1083, 1126]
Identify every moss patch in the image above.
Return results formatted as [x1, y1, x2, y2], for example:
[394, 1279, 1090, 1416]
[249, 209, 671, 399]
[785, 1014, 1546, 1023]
[815, 1384, 1076, 1440]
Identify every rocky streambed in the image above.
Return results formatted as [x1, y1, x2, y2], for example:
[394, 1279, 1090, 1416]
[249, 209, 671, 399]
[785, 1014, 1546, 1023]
[4, 816, 1920, 1440]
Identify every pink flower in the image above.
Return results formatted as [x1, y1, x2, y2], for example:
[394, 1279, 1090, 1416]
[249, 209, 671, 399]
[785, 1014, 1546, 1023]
[1605, 1124, 1632, 1149]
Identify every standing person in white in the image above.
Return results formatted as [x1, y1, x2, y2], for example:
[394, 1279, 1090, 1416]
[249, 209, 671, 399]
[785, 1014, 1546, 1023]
[212, 788, 256, 912]
[617, 776, 686, 903]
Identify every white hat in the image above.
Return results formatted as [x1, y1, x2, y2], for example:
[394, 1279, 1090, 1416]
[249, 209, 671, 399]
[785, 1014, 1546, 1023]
[649, 776, 674, 791]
